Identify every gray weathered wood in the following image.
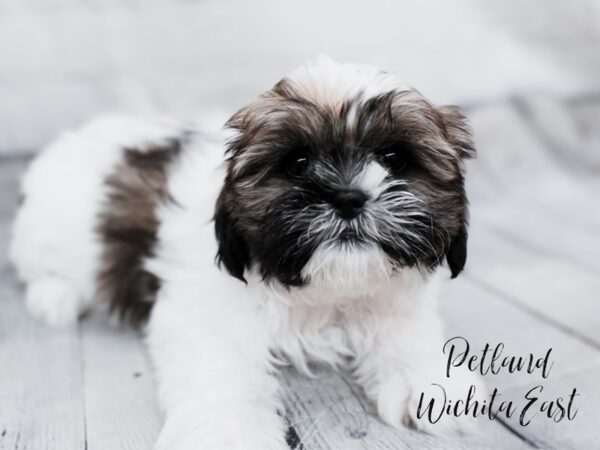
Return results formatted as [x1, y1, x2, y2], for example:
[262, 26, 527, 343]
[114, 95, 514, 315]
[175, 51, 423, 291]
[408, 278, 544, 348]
[280, 367, 530, 450]
[0, 162, 88, 450]
[465, 223, 600, 347]
[475, 204, 600, 275]
[441, 278, 600, 391]
[501, 364, 600, 450]
[0, 279, 86, 450]
[81, 316, 161, 450]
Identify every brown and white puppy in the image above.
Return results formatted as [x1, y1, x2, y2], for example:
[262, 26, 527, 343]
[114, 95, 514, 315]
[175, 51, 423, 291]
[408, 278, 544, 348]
[218, 70, 473, 288]
[10, 57, 482, 449]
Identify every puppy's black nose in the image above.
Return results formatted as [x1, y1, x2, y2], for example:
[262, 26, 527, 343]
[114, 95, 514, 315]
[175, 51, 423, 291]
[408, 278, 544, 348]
[332, 189, 367, 219]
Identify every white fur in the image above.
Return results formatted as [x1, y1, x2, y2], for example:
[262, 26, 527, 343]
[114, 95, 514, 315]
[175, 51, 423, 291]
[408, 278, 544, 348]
[300, 244, 392, 297]
[285, 55, 410, 107]
[357, 160, 389, 196]
[10, 59, 482, 449]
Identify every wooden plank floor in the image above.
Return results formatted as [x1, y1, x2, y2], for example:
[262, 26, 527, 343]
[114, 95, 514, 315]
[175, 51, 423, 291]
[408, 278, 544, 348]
[0, 97, 598, 449]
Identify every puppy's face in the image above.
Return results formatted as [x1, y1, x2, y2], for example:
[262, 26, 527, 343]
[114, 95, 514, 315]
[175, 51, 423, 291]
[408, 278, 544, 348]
[215, 58, 475, 292]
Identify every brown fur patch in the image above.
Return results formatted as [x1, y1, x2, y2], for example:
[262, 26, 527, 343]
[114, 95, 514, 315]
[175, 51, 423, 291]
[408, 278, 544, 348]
[97, 139, 181, 325]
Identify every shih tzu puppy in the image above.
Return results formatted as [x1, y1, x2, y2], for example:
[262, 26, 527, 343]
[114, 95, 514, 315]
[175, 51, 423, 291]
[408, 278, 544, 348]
[10, 57, 482, 449]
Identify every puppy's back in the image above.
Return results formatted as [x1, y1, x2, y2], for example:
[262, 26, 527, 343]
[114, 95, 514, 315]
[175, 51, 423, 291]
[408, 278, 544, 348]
[9, 115, 186, 325]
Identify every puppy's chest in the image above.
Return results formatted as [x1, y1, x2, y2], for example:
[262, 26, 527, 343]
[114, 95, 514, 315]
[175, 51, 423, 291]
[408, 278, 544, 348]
[276, 306, 371, 369]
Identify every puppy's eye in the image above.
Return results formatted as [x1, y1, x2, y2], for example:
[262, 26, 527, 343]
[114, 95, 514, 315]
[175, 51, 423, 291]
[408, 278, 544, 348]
[379, 150, 408, 173]
[284, 151, 310, 177]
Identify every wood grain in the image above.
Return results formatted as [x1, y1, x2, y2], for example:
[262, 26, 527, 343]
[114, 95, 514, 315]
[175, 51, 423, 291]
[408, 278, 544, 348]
[280, 367, 530, 450]
[81, 316, 161, 450]
[0, 279, 86, 450]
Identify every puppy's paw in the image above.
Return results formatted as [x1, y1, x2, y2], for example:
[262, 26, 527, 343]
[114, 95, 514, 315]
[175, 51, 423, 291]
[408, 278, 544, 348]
[154, 407, 289, 450]
[25, 277, 81, 326]
[376, 367, 486, 436]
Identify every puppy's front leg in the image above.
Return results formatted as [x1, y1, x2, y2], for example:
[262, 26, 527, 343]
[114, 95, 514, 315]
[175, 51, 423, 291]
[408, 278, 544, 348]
[147, 288, 288, 450]
[354, 273, 485, 436]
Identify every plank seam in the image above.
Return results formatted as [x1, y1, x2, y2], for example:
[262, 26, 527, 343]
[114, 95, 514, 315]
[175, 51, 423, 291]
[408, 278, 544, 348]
[465, 274, 600, 352]
[483, 221, 599, 277]
[77, 324, 89, 450]
[496, 417, 540, 449]
[283, 378, 331, 450]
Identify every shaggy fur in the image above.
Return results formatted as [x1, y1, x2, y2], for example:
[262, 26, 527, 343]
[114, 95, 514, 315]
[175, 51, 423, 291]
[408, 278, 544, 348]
[98, 139, 183, 324]
[10, 57, 484, 450]
[220, 76, 474, 287]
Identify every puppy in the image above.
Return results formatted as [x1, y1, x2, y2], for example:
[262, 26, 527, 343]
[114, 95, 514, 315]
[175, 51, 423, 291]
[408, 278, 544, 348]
[10, 57, 482, 449]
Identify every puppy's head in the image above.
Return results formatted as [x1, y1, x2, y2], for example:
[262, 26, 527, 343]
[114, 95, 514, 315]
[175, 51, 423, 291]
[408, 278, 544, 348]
[215, 57, 475, 294]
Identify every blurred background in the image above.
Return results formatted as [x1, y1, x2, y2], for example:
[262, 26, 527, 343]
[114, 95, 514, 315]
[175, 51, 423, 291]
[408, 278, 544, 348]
[0, 0, 599, 156]
[1, 2, 599, 449]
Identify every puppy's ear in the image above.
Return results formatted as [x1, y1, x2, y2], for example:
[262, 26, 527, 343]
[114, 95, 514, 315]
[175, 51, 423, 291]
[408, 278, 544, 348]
[214, 201, 250, 283]
[436, 105, 476, 160]
[437, 105, 475, 278]
[446, 226, 468, 278]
